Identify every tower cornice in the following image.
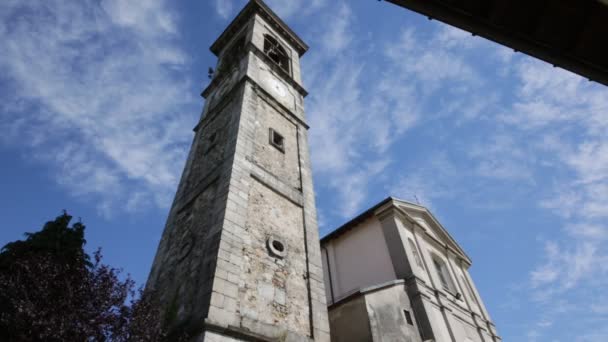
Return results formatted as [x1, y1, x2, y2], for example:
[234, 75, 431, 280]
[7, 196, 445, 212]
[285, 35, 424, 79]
[210, 0, 309, 57]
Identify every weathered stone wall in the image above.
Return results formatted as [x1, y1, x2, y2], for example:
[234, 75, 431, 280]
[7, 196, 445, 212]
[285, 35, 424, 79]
[251, 96, 301, 189]
[147, 2, 330, 340]
[146, 84, 245, 332]
[328, 296, 371, 342]
[250, 14, 302, 85]
[364, 283, 422, 342]
[202, 79, 328, 341]
[327, 282, 422, 342]
[246, 52, 302, 118]
[178, 101, 234, 200]
[239, 179, 310, 336]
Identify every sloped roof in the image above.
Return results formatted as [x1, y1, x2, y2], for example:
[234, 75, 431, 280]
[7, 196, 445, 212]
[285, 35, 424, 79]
[392, 198, 471, 264]
[321, 196, 471, 264]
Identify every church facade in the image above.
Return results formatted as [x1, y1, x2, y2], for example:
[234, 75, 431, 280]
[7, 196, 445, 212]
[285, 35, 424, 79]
[321, 198, 501, 342]
[146, 1, 499, 341]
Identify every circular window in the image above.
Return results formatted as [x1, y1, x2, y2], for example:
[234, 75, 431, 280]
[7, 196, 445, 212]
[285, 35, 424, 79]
[267, 236, 286, 259]
[272, 240, 285, 252]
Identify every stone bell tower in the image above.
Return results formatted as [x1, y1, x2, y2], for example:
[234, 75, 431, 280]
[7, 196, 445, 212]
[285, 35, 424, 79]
[146, 1, 330, 341]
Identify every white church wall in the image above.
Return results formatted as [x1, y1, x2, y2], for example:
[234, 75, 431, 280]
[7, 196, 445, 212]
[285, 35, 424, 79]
[416, 234, 447, 291]
[427, 302, 453, 342]
[413, 216, 438, 240]
[325, 217, 396, 301]
[450, 258, 483, 316]
[450, 314, 483, 342]
[444, 253, 471, 310]
[395, 218, 431, 283]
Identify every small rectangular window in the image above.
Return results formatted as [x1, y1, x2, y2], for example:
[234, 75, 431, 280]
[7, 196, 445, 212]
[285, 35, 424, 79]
[269, 128, 285, 153]
[404, 310, 413, 325]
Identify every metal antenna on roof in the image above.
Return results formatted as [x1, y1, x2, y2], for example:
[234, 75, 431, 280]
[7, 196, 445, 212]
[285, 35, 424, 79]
[413, 195, 420, 205]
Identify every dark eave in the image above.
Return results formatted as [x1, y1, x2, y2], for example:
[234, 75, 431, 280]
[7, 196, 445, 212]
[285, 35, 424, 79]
[385, 0, 608, 87]
[210, 0, 309, 57]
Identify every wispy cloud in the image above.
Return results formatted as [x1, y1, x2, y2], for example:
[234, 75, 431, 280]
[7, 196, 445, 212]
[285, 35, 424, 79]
[306, 20, 525, 222]
[306, 7, 428, 219]
[215, 0, 235, 19]
[214, 0, 328, 20]
[3, 1, 608, 339]
[468, 133, 535, 182]
[266, 0, 327, 18]
[320, 2, 352, 54]
[499, 60, 608, 340]
[389, 153, 458, 209]
[0, 0, 198, 215]
[304, 16, 608, 338]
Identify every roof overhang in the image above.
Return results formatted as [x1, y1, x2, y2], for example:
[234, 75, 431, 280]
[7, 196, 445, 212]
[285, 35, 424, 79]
[385, 0, 608, 86]
[387, 199, 472, 265]
[210, 0, 308, 57]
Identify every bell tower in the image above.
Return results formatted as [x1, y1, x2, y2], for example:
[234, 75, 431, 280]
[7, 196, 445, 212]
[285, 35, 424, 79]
[146, 1, 330, 341]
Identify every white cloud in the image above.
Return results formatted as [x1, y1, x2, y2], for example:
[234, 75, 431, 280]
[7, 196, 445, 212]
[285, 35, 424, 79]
[298, 4, 608, 340]
[101, 0, 178, 35]
[330, 159, 391, 218]
[389, 153, 458, 209]
[501, 58, 608, 339]
[215, 0, 235, 19]
[265, 0, 327, 19]
[386, 28, 480, 88]
[0, 0, 197, 215]
[567, 142, 608, 186]
[306, 15, 431, 218]
[307, 16, 514, 220]
[320, 2, 352, 54]
[468, 134, 534, 181]
[565, 223, 608, 241]
[435, 25, 478, 49]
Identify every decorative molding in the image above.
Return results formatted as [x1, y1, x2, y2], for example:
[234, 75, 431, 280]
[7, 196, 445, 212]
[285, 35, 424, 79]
[249, 160, 304, 208]
[204, 319, 277, 342]
[210, 0, 308, 57]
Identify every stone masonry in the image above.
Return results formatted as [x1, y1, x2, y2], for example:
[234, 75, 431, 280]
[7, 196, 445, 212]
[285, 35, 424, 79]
[146, 1, 330, 341]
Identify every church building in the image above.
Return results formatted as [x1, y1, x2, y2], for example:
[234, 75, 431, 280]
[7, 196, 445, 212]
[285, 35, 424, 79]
[146, 1, 500, 341]
[321, 198, 501, 342]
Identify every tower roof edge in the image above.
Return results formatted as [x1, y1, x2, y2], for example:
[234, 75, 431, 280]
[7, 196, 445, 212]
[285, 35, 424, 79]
[210, 0, 309, 57]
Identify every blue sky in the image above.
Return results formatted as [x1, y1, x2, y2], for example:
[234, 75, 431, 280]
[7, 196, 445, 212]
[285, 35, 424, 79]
[1, 0, 607, 341]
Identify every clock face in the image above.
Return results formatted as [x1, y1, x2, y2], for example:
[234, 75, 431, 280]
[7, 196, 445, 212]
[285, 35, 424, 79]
[270, 78, 287, 98]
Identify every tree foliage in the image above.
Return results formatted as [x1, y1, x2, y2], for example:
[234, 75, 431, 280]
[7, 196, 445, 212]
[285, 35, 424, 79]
[0, 213, 175, 341]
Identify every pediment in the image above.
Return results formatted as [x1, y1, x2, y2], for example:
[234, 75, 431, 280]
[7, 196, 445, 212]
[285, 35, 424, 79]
[393, 199, 471, 264]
